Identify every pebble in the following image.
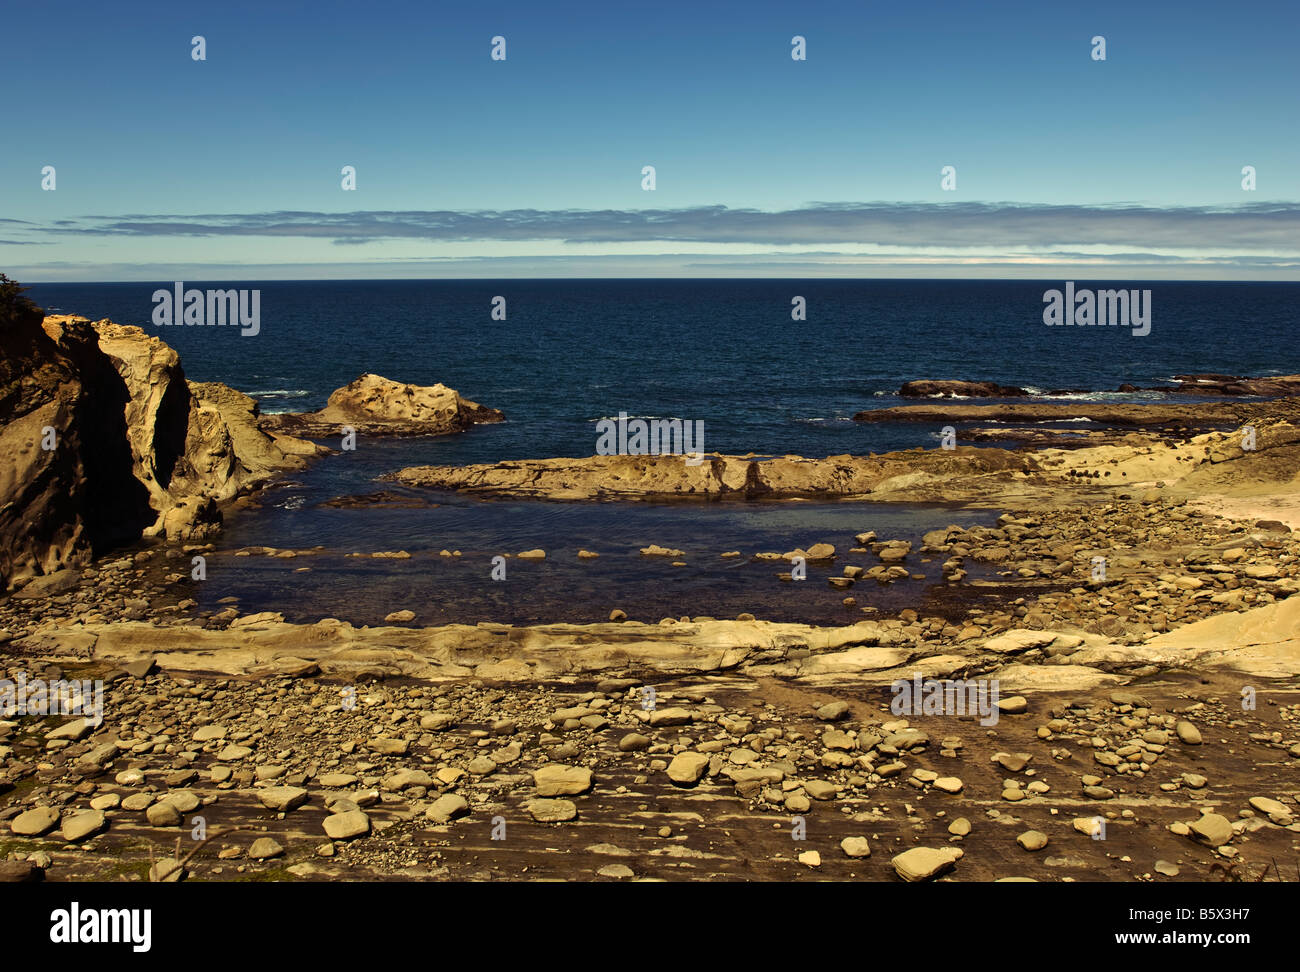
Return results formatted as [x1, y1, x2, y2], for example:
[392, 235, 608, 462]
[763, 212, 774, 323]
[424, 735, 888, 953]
[797, 850, 821, 868]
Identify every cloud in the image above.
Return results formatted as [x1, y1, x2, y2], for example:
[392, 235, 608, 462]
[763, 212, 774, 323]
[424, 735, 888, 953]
[28, 201, 1300, 251]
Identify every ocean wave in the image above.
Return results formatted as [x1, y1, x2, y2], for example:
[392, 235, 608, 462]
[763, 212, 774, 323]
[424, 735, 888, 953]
[247, 389, 311, 398]
[588, 415, 690, 422]
[1037, 390, 1163, 402]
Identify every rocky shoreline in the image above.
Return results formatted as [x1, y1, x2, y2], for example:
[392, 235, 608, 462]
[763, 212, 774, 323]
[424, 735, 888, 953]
[4, 315, 1300, 883]
[4, 484, 1298, 883]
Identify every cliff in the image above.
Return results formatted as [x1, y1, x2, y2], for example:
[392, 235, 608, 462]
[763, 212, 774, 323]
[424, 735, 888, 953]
[0, 313, 326, 589]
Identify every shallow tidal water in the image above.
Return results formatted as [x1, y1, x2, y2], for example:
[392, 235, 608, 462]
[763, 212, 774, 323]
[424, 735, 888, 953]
[204, 489, 1001, 626]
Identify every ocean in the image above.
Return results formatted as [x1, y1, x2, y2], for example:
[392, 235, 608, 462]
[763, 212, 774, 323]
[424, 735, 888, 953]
[25, 279, 1300, 625]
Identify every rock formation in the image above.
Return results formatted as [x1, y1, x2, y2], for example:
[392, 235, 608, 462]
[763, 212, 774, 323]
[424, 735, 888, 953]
[899, 380, 1029, 398]
[391, 449, 1034, 501]
[0, 313, 326, 590]
[855, 397, 1300, 427]
[388, 418, 1300, 510]
[1170, 373, 1300, 396]
[260, 373, 504, 437]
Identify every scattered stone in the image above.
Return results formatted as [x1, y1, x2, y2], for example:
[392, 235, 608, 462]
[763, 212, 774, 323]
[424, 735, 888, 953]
[891, 847, 962, 882]
[248, 837, 284, 860]
[323, 810, 371, 841]
[257, 786, 309, 812]
[1017, 830, 1049, 851]
[61, 810, 106, 842]
[815, 701, 850, 721]
[840, 836, 871, 858]
[10, 807, 59, 837]
[525, 799, 578, 822]
[666, 753, 711, 786]
[533, 764, 593, 796]
[1188, 813, 1233, 847]
[146, 802, 182, 827]
[425, 794, 470, 824]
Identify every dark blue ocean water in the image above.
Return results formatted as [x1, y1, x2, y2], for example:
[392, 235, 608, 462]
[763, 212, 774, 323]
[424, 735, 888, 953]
[29, 279, 1300, 463]
[25, 279, 1300, 624]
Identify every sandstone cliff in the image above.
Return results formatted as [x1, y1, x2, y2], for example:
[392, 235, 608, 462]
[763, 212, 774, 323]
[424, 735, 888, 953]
[260, 373, 504, 437]
[0, 313, 326, 590]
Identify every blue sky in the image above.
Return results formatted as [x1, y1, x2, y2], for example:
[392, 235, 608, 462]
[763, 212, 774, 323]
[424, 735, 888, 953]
[2, 0, 1297, 279]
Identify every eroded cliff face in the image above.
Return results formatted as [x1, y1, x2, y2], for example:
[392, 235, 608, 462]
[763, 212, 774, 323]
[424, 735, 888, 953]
[0, 308, 97, 586]
[0, 314, 326, 590]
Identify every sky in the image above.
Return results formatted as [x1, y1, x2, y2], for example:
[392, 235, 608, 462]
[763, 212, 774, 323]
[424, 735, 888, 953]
[2, 0, 1298, 280]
